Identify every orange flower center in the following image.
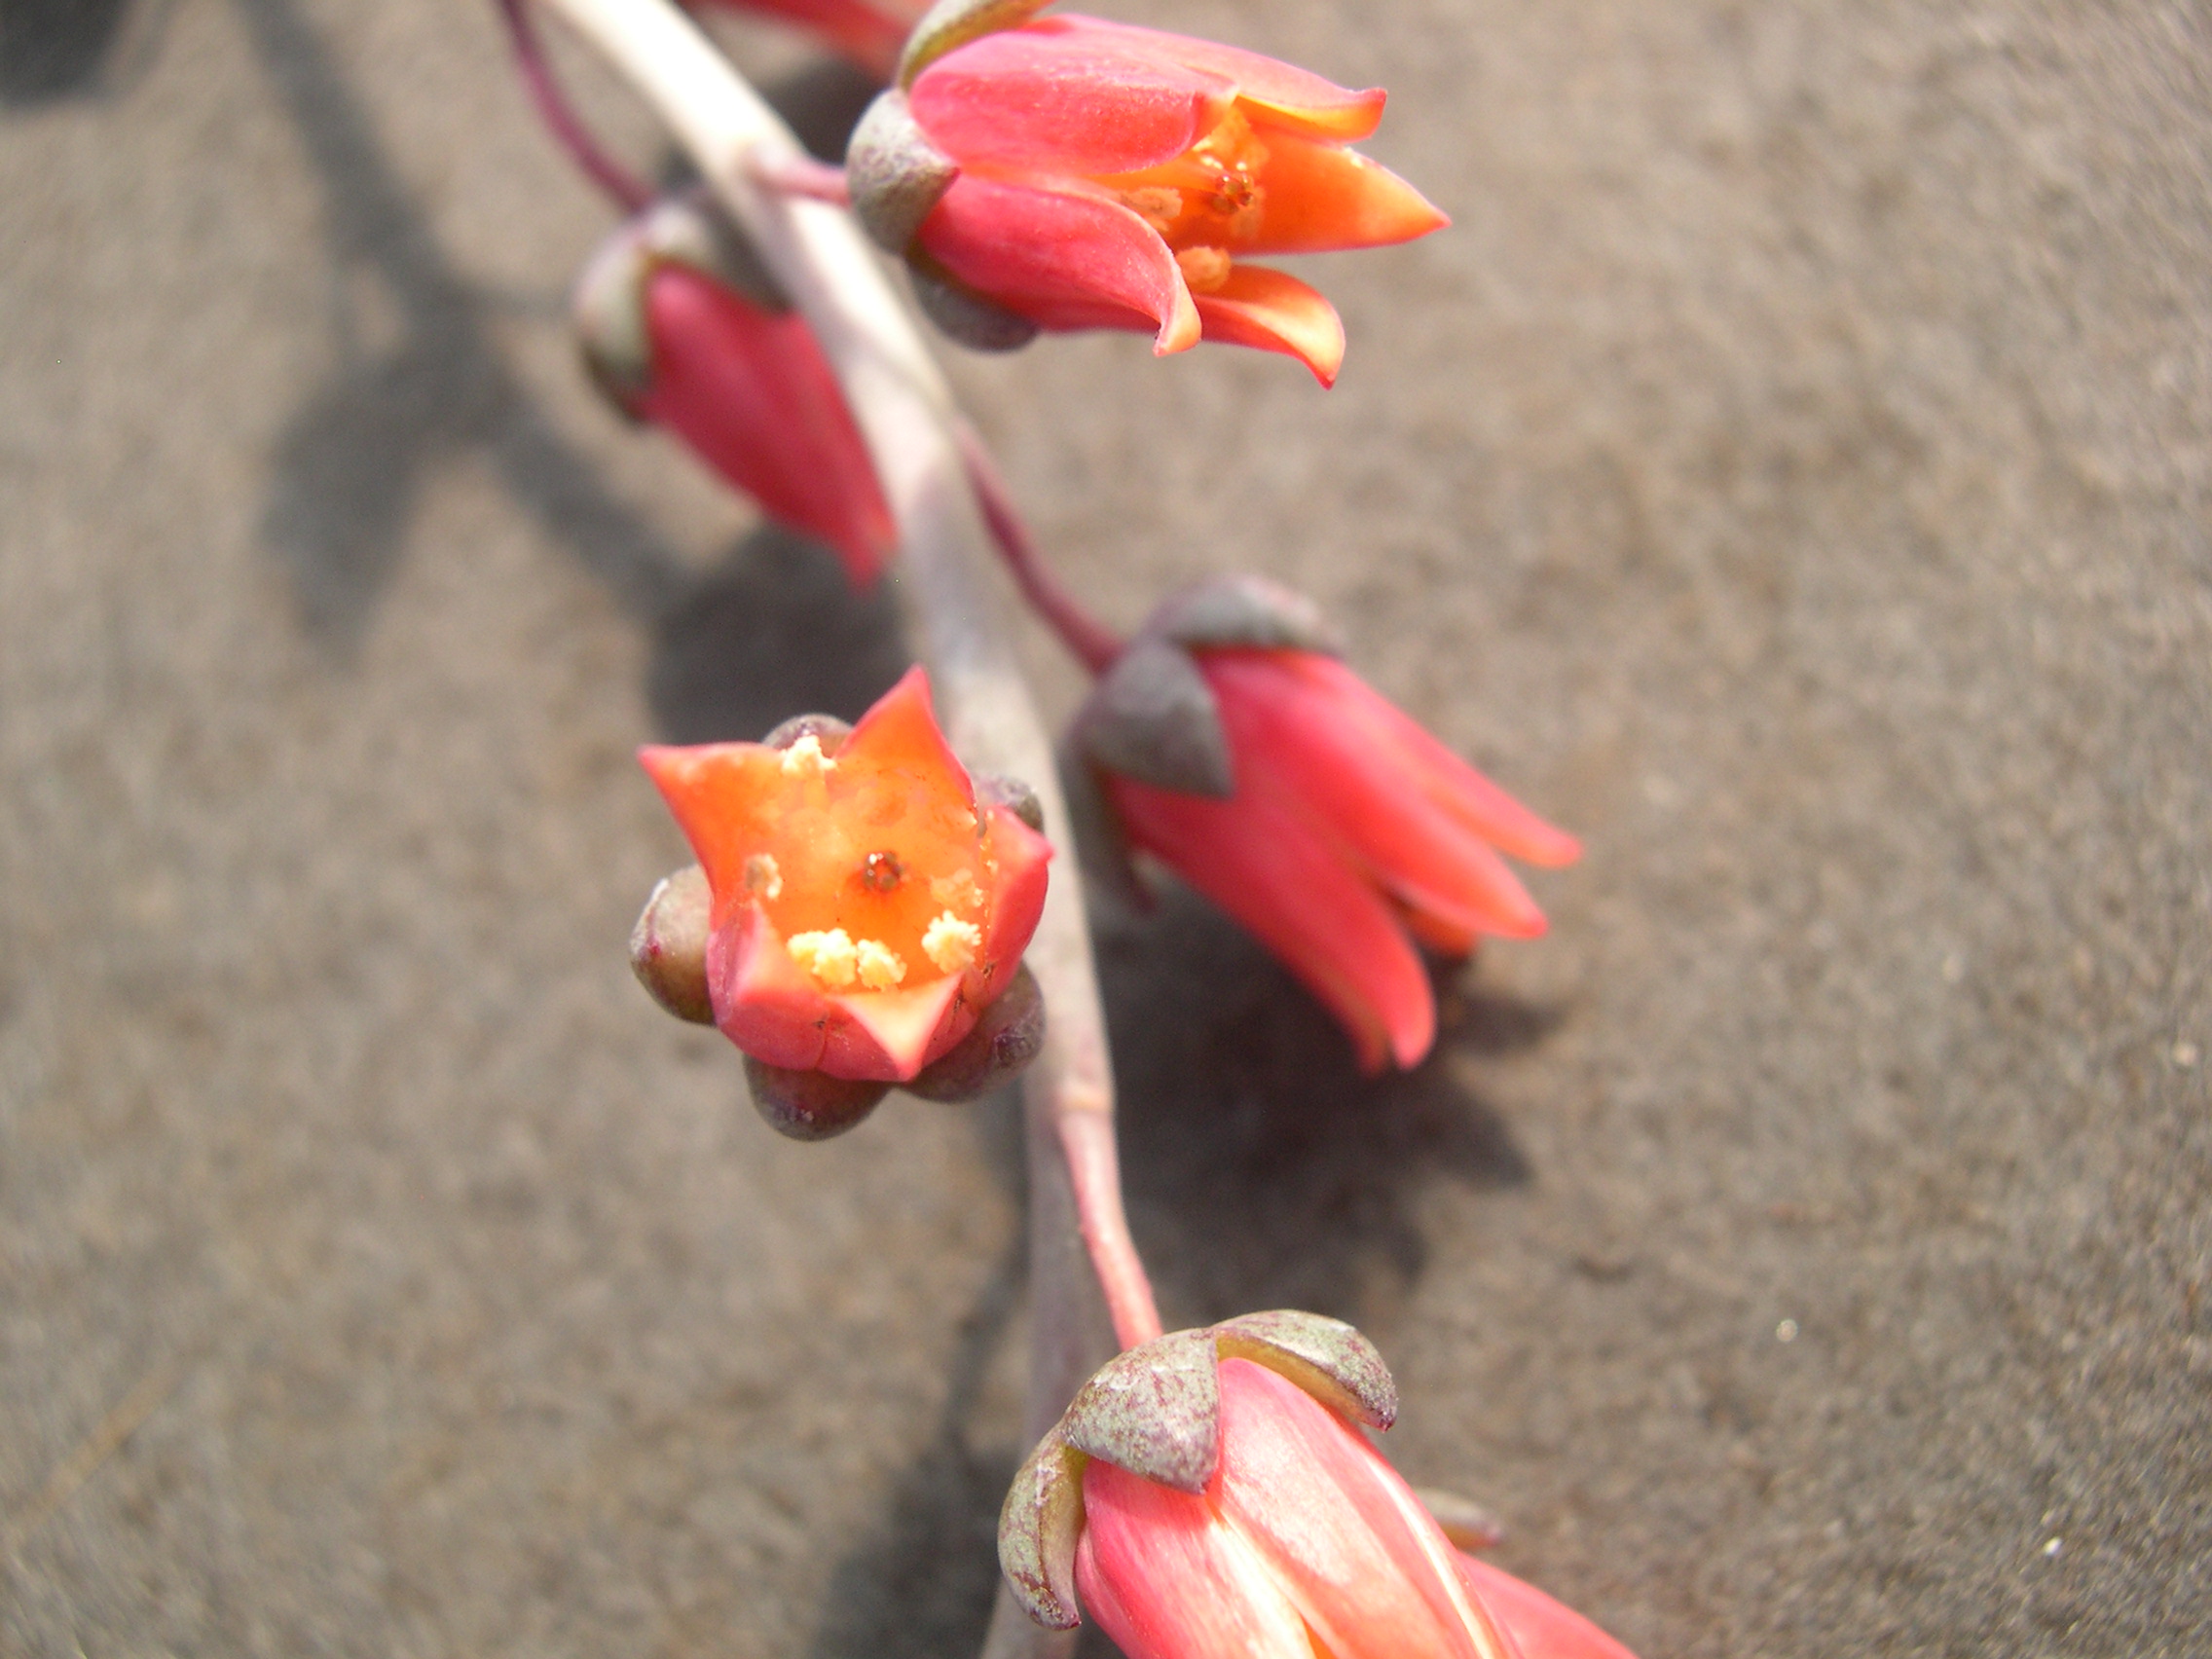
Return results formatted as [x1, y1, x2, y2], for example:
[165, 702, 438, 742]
[748, 737, 995, 989]
[1102, 106, 1272, 290]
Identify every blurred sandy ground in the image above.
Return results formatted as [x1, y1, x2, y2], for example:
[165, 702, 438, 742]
[2, 0, 2207, 1653]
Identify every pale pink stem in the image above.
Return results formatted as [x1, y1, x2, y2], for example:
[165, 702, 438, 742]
[958, 424, 1124, 676]
[745, 151, 854, 207]
[496, 0, 653, 213]
[1058, 1108, 1163, 1348]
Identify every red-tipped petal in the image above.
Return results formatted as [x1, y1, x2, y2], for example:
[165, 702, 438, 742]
[1193, 266, 1345, 387]
[1241, 131, 1450, 255]
[1456, 1556, 1641, 1659]
[910, 22, 1236, 175]
[1077, 1459, 1316, 1659]
[709, 905, 835, 1071]
[1202, 652, 1549, 940]
[1213, 1360, 1511, 1659]
[824, 973, 968, 1080]
[970, 802, 1052, 1006]
[918, 176, 1201, 352]
[639, 742, 782, 924]
[1108, 774, 1433, 1070]
[638, 265, 894, 588]
[1287, 656, 1582, 868]
[1048, 16, 1386, 141]
[835, 665, 974, 803]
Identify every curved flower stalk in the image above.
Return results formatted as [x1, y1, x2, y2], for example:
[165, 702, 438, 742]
[1070, 576, 1580, 1072]
[1000, 1312, 1639, 1659]
[574, 194, 897, 587]
[640, 667, 1051, 1082]
[847, 2, 1446, 383]
[687, 0, 925, 81]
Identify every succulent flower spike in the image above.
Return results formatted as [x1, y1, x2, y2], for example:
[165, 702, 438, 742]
[573, 193, 896, 588]
[685, 0, 926, 82]
[639, 668, 1052, 1086]
[1000, 1312, 1641, 1659]
[848, 7, 1447, 384]
[1073, 576, 1580, 1074]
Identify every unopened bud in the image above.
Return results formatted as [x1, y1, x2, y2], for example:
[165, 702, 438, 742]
[743, 1055, 892, 1140]
[630, 865, 715, 1025]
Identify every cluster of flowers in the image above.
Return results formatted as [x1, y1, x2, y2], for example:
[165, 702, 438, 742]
[550, 0, 1625, 1653]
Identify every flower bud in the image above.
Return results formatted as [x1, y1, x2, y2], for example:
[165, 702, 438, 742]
[1073, 576, 1579, 1073]
[573, 194, 896, 588]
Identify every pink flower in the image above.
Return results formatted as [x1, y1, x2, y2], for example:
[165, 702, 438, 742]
[1074, 580, 1579, 1073]
[856, 12, 1446, 384]
[574, 198, 896, 588]
[640, 668, 1051, 1081]
[1000, 1315, 1639, 1659]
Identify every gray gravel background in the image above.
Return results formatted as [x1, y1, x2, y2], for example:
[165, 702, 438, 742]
[4, 1, 2208, 1655]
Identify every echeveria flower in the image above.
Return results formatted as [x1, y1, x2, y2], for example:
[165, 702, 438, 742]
[640, 668, 1051, 1081]
[849, 10, 1446, 384]
[1001, 1312, 1639, 1659]
[575, 195, 896, 588]
[1073, 578, 1578, 1072]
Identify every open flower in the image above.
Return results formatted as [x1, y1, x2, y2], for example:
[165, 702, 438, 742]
[574, 195, 896, 588]
[850, 9, 1446, 384]
[1073, 578, 1579, 1073]
[640, 668, 1051, 1081]
[1001, 1313, 1639, 1659]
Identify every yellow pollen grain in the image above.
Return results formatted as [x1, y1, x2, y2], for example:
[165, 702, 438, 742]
[743, 852, 783, 900]
[1175, 245, 1233, 294]
[854, 938, 907, 990]
[779, 735, 835, 778]
[930, 868, 983, 912]
[1119, 185, 1182, 235]
[922, 911, 982, 975]
[786, 928, 858, 988]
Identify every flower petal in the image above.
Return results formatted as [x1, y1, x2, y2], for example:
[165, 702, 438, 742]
[825, 973, 968, 1080]
[1214, 1359, 1510, 1659]
[638, 741, 784, 926]
[709, 904, 835, 1071]
[1050, 15, 1386, 141]
[834, 665, 974, 803]
[917, 176, 1202, 352]
[909, 19, 1236, 174]
[1077, 1457, 1317, 1659]
[639, 264, 895, 588]
[1240, 131, 1449, 255]
[1286, 656, 1582, 868]
[1203, 652, 1549, 940]
[970, 801, 1052, 1006]
[1193, 266, 1345, 387]
[1107, 772, 1433, 1070]
[1456, 1555, 1641, 1659]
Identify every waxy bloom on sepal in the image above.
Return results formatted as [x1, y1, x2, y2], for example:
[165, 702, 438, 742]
[1000, 1312, 1640, 1659]
[574, 194, 896, 588]
[848, 1, 1447, 384]
[1071, 577, 1579, 1073]
[640, 668, 1051, 1082]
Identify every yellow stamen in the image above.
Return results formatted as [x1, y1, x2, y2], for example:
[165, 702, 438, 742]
[1175, 246, 1233, 293]
[930, 868, 984, 912]
[779, 734, 835, 778]
[922, 911, 982, 975]
[787, 928, 858, 988]
[744, 852, 784, 900]
[855, 939, 907, 990]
